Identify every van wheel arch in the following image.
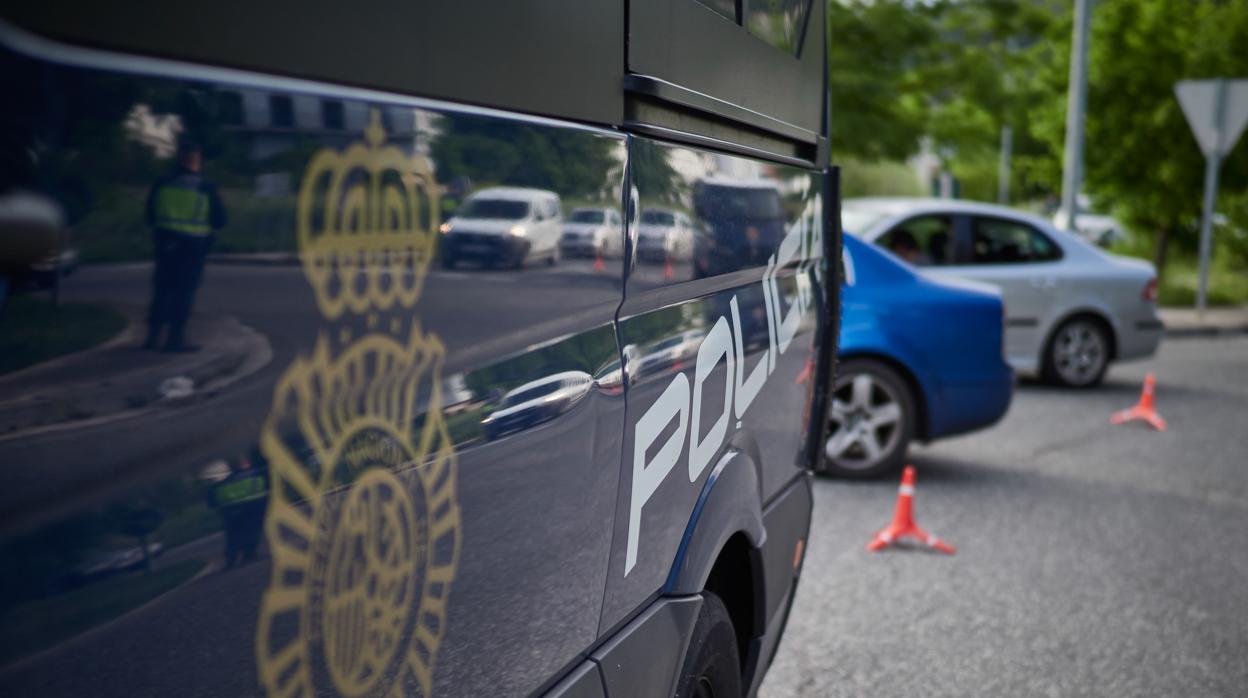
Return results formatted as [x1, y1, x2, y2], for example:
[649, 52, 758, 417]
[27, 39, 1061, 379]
[702, 532, 763, 687]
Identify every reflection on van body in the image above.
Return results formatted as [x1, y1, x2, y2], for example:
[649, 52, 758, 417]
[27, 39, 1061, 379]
[693, 178, 787, 278]
[481, 371, 592, 441]
[560, 207, 624, 258]
[636, 208, 696, 262]
[0, 3, 835, 696]
[440, 187, 563, 269]
[635, 328, 706, 380]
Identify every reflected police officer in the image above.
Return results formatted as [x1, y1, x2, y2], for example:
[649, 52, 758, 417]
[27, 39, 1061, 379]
[209, 449, 269, 569]
[144, 141, 226, 352]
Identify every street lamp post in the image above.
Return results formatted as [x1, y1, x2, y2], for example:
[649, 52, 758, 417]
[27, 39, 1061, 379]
[1059, 0, 1091, 231]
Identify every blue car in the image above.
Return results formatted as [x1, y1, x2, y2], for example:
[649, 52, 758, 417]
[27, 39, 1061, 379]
[820, 235, 1013, 477]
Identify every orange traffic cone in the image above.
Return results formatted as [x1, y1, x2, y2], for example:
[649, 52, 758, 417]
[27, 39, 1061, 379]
[1110, 372, 1167, 431]
[866, 466, 955, 555]
[794, 354, 813, 385]
[663, 255, 674, 280]
[592, 252, 606, 272]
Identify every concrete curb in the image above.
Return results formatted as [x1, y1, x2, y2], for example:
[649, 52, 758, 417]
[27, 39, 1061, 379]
[1158, 306, 1248, 338]
[206, 253, 299, 266]
[1164, 324, 1248, 338]
[0, 313, 273, 444]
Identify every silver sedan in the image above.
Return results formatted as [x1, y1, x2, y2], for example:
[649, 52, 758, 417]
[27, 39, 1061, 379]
[842, 197, 1163, 387]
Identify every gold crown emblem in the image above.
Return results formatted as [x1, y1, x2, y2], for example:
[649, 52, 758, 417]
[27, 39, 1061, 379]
[296, 110, 440, 320]
[257, 327, 460, 698]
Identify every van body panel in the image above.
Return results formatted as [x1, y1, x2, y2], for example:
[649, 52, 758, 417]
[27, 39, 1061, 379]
[0, 46, 627, 697]
[0, 6, 835, 694]
[601, 137, 825, 633]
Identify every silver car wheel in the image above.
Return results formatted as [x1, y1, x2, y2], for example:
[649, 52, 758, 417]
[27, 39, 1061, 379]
[1052, 320, 1107, 386]
[825, 373, 903, 471]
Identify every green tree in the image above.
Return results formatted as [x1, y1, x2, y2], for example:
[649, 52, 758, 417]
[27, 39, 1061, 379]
[828, 0, 937, 162]
[1080, 0, 1248, 272]
[631, 139, 686, 205]
[923, 0, 1066, 201]
[430, 117, 619, 201]
[829, 0, 1065, 201]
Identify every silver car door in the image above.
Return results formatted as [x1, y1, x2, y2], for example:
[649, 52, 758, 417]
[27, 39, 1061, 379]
[943, 216, 1065, 369]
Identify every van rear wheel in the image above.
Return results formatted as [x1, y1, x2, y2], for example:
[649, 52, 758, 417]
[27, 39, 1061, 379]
[674, 592, 741, 698]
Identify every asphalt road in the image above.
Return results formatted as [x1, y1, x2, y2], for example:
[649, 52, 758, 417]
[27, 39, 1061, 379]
[760, 334, 1248, 697]
[0, 255, 629, 529]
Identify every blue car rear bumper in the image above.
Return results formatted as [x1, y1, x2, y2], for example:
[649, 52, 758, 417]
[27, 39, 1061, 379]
[924, 372, 1014, 440]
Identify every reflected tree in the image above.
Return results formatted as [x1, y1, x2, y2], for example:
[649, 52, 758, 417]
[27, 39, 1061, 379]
[430, 116, 618, 202]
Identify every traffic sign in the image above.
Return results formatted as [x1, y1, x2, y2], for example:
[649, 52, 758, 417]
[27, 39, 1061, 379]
[1173, 78, 1248, 315]
[1175, 79, 1248, 158]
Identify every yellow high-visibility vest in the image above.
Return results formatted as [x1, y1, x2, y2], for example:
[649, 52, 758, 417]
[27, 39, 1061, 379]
[154, 182, 212, 236]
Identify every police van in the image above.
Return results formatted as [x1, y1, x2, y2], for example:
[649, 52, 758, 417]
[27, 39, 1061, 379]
[0, 2, 840, 696]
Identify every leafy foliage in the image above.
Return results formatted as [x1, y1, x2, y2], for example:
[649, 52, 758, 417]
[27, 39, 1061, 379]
[1082, 0, 1248, 269]
[829, 0, 1248, 277]
[430, 116, 619, 201]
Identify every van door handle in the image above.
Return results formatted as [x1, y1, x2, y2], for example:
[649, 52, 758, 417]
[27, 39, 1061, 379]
[1029, 276, 1057, 290]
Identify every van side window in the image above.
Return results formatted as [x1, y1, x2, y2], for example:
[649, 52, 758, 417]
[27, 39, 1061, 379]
[971, 217, 1062, 264]
[877, 215, 953, 266]
[745, 0, 813, 55]
[695, 0, 737, 21]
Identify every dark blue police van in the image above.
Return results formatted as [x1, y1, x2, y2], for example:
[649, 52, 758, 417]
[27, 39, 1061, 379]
[0, 2, 840, 696]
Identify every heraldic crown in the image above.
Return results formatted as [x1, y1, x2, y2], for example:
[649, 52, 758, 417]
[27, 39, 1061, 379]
[296, 109, 440, 320]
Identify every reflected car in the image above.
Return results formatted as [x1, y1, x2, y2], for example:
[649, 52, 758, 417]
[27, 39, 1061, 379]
[636, 208, 696, 262]
[560, 206, 624, 258]
[64, 542, 165, 587]
[636, 328, 706, 378]
[822, 235, 1013, 477]
[843, 197, 1163, 387]
[594, 344, 641, 394]
[0, 190, 76, 294]
[692, 178, 785, 277]
[440, 187, 563, 269]
[481, 371, 593, 440]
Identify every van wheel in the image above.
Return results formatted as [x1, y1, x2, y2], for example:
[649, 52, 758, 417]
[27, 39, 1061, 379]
[819, 358, 914, 478]
[674, 592, 741, 698]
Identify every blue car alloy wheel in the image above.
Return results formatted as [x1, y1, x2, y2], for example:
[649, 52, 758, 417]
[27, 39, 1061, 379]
[820, 357, 916, 478]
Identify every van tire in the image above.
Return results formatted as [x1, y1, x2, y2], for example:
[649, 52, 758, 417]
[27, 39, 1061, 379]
[674, 592, 742, 698]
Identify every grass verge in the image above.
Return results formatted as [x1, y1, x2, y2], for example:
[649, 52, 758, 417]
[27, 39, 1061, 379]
[0, 559, 205, 668]
[1156, 264, 1248, 307]
[0, 296, 127, 375]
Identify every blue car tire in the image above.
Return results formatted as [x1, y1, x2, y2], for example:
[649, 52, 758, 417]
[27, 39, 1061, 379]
[820, 358, 915, 478]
